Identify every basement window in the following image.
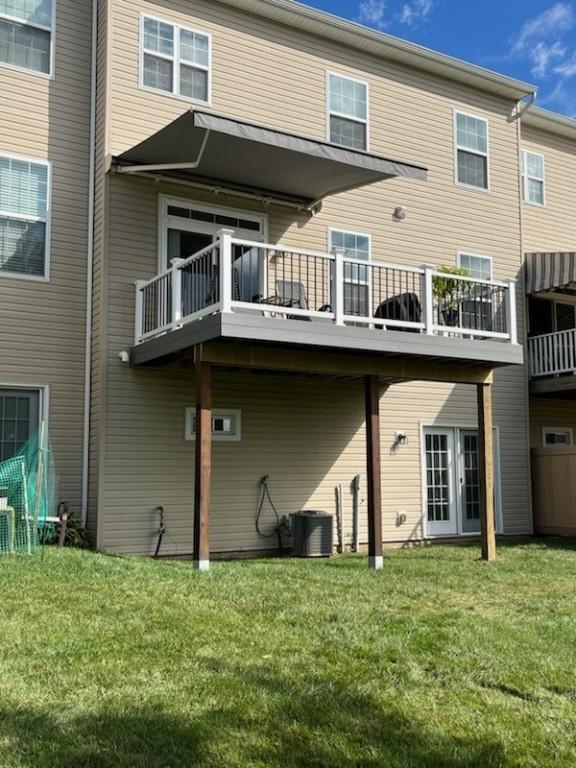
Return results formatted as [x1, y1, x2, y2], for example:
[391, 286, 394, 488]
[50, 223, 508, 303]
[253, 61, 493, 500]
[0, 0, 53, 76]
[185, 408, 242, 442]
[140, 14, 211, 104]
[543, 428, 573, 447]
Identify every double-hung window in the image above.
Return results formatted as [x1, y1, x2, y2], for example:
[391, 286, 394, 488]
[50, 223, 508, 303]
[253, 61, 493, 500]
[455, 112, 489, 190]
[0, 0, 53, 75]
[0, 154, 50, 278]
[330, 229, 371, 317]
[522, 150, 545, 206]
[327, 73, 368, 151]
[457, 252, 493, 332]
[141, 15, 210, 104]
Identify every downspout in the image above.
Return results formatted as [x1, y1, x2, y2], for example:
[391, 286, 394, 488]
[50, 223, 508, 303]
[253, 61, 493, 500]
[515, 92, 536, 536]
[81, 0, 98, 525]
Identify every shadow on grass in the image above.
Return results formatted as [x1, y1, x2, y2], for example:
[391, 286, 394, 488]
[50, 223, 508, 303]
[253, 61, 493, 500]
[0, 666, 509, 768]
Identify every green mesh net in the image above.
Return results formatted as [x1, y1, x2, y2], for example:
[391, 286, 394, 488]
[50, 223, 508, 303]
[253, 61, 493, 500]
[0, 430, 56, 555]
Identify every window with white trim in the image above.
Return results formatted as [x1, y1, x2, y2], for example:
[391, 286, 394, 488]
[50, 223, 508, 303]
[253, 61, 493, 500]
[328, 73, 368, 151]
[455, 112, 489, 190]
[185, 408, 241, 442]
[522, 150, 545, 206]
[0, 0, 52, 75]
[141, 15, 210, 103]
[329, 229, 370, 317]
[543, 428, 573, 447]
[457, 253, 492, 280]
[0, 154, 49, 278]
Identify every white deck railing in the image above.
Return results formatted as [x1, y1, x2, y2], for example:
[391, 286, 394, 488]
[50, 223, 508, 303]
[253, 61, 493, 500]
[135, 228, 518, 346]
[529, 329, 576, 377]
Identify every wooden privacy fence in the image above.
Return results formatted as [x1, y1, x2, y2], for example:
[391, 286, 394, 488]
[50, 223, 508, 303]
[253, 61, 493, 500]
[532, 447, 576, 536]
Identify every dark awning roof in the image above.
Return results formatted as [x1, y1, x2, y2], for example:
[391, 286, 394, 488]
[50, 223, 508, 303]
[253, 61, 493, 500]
[527, 252, 576, 294]
[114, 110, 428, 209]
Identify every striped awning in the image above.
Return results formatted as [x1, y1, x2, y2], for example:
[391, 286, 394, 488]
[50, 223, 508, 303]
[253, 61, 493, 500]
[526, 252, 576, 294]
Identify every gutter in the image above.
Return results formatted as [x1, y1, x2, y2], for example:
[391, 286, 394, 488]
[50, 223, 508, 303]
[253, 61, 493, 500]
[81, 0, 98, 525]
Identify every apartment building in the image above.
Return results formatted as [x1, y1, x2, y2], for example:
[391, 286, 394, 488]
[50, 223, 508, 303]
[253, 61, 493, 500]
[4, 0, 568, 566]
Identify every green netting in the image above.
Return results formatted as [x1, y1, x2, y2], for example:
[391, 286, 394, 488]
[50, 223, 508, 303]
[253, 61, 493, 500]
[0, 430, 55, 555]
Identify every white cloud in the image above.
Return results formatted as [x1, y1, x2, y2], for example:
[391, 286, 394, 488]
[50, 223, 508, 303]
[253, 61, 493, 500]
[531, 40, 567, 78]
[358, 0, 387, 29]
[399, 0, 434, 27]
[555, 51, 576, 76]
[512, 2, 574, 56]
[542, 79, 576, 117]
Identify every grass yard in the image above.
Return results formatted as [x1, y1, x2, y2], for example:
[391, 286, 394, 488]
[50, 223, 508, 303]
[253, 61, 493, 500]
[0, 542, 576, 767]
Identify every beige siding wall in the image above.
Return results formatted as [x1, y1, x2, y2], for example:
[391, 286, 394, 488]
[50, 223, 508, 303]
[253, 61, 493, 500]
[91, 0, 532, 552]
[0, 0, 92, 515]
[530, 399, 576, 448]
[521, 124, 576, 253]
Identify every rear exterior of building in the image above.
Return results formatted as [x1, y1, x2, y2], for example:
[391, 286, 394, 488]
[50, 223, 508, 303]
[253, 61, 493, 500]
[2, 0, 541, 560]
[87, 0, 531, 562]
[521, 109, 576, 536]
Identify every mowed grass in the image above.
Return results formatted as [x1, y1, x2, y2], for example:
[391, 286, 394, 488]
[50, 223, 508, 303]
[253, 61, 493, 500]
[0, 543, 575, 767]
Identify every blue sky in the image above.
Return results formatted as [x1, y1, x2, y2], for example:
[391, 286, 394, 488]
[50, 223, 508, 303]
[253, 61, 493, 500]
[304, 1, 576, 116]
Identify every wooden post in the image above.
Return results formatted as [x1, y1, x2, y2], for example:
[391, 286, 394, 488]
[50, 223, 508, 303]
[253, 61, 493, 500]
[365, 376, 384, 570]
[477, 382, 496, 562]
[193, 358, 212, 571]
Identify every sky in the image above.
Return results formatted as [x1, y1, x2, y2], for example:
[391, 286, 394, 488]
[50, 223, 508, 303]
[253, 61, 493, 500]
[303, 0, 576, 116]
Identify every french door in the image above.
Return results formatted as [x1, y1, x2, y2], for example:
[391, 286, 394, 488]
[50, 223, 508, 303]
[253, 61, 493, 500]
[424, 426, 499, 537]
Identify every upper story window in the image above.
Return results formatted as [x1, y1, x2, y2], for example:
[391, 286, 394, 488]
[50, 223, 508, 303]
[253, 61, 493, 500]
[457, 252, 492, 280]
[0, 154, 50, 279]
[454, 112, 489, 190]
[0, 0, 53, 76]
[141, 15, 211, 104]
[522, 150, 545, 206]
[327, 73, 368, 151]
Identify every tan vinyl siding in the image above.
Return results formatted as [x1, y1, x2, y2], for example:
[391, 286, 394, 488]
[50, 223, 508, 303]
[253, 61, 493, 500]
[521, 124, 576, 252]
[0, 0, 92, 516]
[530, 400, 576, 448]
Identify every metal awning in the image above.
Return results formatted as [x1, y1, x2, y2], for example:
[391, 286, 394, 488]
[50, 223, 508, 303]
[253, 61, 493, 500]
[526, 252, 576, 294]
[114, 110, 427, 210]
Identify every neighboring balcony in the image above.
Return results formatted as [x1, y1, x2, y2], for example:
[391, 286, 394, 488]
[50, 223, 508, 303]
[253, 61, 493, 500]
[132, 229, 521, 368]
[529, 330, 576, 397]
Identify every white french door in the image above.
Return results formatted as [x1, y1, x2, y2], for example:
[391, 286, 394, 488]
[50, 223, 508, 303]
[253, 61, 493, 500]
[423, 426, 501, 537]
[424, 428, 458, 536]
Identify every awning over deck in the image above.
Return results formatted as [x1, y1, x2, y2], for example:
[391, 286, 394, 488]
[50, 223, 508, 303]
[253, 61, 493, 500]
[527, 252, 576, 294]
[114, 110, 428, 209]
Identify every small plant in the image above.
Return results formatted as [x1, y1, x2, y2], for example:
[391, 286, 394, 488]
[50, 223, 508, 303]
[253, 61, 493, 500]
[432, 265, 469, 304]
[40, 512, 90, 549]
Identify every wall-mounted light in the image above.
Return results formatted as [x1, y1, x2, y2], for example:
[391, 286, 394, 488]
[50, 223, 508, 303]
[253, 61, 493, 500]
[394, 431, 408, 446]
[393, 206, 408, 221]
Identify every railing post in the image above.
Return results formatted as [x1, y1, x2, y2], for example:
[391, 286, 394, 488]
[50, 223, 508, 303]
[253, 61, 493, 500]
[506, 279, 518, 345]
[218, 228, 235, 313]
[170, 258, 185, 328]
[135, 280, 145, 344]
[333, 248, 345, 326]
[422, 265, 434, 335]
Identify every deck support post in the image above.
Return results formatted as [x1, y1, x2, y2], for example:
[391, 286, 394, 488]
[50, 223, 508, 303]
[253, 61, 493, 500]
[477, 382, 496, 562]
[365, 376, 385, 569]
[193, 358, 212, 571]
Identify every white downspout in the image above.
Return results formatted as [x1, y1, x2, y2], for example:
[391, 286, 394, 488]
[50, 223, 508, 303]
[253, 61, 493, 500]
[81, 0, 98, 525]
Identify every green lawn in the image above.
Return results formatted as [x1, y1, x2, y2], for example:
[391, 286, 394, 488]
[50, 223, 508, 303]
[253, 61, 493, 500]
[0, 542, 576, 767]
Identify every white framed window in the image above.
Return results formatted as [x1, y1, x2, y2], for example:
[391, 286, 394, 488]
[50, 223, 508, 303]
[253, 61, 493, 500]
[457, 252, 492, 280]
[522, 150, 545, 206]
[327, 72, 368, 151]
[0, 153, 50, 280]
[543, 427, 573, 447]
[185, 408, 242, 442]
[329, 228, 371, 317]
[140, 14, 211, 104]
[0, 0, 54, 76]
[454, 111, 489, 190]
